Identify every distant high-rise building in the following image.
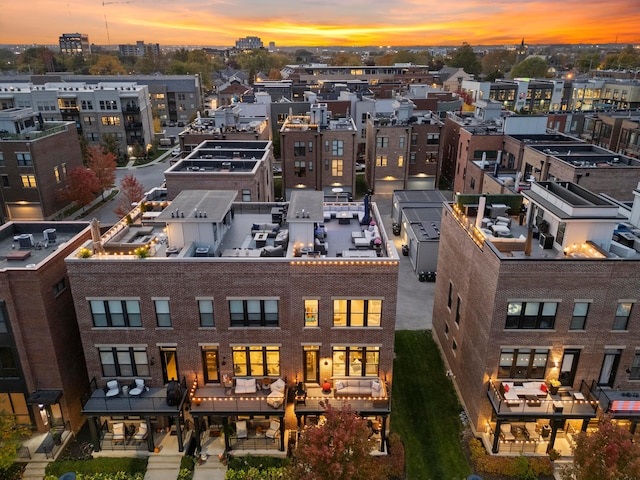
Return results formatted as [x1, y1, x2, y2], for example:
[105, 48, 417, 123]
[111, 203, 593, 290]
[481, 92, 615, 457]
[269, 41, 276, 51]
[235, 36, 263, 50]
[59, 33, 90, 56]
[119, 40, 161, 58]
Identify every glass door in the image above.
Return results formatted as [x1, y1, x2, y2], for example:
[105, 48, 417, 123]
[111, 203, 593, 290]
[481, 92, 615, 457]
[160, 347, 179, 384]
[598, 351, 621, 387]
[202, 348, 219, 383]
[304, 348, 319, 383]
[559, 349, 580, 387]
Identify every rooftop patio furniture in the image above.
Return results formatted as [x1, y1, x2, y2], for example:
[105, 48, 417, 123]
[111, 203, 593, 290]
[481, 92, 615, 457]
[129, 378, 146, 396]
[105, 380, 120, 398]
[134, 422, 148, 443]
[236, 420, 248, 439]
[294, 382, 307, 405]
[112, 422, 125, 444]
[500, 423, 515, 441]
[265, 420, 280, 439]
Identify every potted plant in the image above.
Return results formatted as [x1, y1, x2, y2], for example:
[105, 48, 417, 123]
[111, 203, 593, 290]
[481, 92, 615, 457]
[548, 378, 561, 395]
[548, 448, 561, 461]
[51, 430, 62, 445]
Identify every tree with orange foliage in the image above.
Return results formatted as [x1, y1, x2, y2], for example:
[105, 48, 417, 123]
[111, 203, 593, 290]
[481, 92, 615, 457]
[58, 167, 100, 213]
[87, 146, 117, 200]
[290, 401, 380, 480]
[114, 174, 145, 217]
[562, 415, 640, 480]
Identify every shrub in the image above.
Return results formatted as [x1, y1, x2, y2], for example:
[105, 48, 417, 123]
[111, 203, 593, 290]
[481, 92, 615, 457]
[374, 432, 405, 480]
[468, 438, 553, 479]
[45, 457, 147, 477]
[0, 464, 25, 480]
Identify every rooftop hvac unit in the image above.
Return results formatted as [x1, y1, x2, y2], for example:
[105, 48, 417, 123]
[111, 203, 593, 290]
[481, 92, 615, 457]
[18, 234, 34, 249]
[43, 228, 56, 243]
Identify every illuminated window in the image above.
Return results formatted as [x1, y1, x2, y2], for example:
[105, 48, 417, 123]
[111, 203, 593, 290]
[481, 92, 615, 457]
[333, 299, 382, 327]
[332, 346, 379, 377]
[101, 116, 121, 126]
[505, 301, 557, 329]
[331, 159, 343, 176]
[20, 175, 36, 188]
[304, 299, 318, 326]
[397, 155, 404, 167]
[232, 346, 279, 377]
[498, 348, 548, 379]
[376, 155, 387, 167]
[54, 166, 60, 183]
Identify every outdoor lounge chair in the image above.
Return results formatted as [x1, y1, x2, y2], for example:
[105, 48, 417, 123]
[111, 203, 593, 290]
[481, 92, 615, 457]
[500, 423, 515, 441]
[265, 420, 280, 439]
[129, 378, 146, 396]
[112, 422, 125, 444]
[134, 422, 148, 443]
[525, 422, 540, 440]
[105, 380, 120, 397]
[235, 420, 248, 439]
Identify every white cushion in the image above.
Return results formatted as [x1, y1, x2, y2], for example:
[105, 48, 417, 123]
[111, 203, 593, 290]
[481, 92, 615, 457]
[335, 381, 345, 391]
[107, 380, 119, 390]
[270, 378, 285, 393]
[371, 380, 381, 393]
[135, 378, 145, 388]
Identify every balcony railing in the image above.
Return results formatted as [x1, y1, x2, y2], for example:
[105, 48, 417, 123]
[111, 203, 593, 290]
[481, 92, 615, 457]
[0, 124, 68, 141]
[487, 379, 598, 417]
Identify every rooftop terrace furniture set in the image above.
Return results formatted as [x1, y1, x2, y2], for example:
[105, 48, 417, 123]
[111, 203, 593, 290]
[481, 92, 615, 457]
[352, 224, 382, 248]
[104, 379, 148, 398]
[334, 377, 386, 398]
[233, 377, 286, 409]
[324, 203, 366, 223]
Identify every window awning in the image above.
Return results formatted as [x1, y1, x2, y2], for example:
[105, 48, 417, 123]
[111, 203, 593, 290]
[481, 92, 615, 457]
[26, 390, 63, 405]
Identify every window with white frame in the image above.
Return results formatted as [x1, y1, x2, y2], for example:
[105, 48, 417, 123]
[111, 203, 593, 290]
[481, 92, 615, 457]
[99, 346, 149, 377]
[89, 299, 141, 327]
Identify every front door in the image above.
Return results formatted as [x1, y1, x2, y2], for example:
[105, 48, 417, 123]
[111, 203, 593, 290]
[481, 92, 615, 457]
[598, 351, 621, 387]
[559, 349, 580, 387]
[202, 348, 220, 383]
[304, 349, 319, 383]
[160, 347, 179, 384]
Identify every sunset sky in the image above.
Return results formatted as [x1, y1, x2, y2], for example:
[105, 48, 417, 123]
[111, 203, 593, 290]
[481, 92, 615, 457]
[2, 0, 639, 47]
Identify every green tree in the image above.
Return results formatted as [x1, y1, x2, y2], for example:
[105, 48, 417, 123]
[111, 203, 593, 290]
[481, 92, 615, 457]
[449, 43, 482, 76]
[481, 49, 517, 78]
[294, 49, 315, 63]
[101, 133, 121, 159]
[561, 416, 640, 480]
[576, 53, 601, 72]
[0, 412, 30, 470]
[17, 47, 56, 74]
[330, 52, 362, 66]
[89, 54, 126, 75]
[0, 49, 18, 71]
[289, 402, 379, 480]
[510, 57, 550, 79]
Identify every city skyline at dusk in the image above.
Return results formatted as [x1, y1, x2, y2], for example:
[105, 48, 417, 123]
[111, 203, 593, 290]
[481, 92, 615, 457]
[2, 0, 640, 47]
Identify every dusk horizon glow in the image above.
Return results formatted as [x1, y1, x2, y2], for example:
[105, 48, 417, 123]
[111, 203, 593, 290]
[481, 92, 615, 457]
[2, 0, 640, 48]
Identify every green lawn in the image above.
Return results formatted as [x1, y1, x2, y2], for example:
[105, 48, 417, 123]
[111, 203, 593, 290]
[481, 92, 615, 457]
[391, 331, 471, 480]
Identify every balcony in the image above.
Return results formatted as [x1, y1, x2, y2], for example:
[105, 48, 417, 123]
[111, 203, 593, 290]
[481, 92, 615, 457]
[123, 105, 140, 113]
[125, 122, 143, 130]
[487, 379, 598, 418]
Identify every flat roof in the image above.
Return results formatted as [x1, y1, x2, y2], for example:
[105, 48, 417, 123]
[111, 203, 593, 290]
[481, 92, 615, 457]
[0, 222, 87, 270]
[157, 190, 237, 223]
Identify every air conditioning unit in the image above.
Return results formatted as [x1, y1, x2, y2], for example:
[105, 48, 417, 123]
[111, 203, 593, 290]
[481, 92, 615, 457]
[539, 232, 554, 249]
[43, 228, 57, 243]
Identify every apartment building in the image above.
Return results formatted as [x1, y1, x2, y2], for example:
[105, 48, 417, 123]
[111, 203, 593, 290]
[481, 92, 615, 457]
[0, 109, 84, 221]
[364, 98, 443, 194]
[433, 182, 640, 456]
[280, 64, 432, 85]
[118, 41, 161, 58]
[0, 80, 154, 159]
[280, 104, 358, 200]
[59, 33, 90, 56]
[66, 189, 398, 453]
[164, 140, 274, 202]
[0, 221, 90, 436]
[177, 105, 270, 156]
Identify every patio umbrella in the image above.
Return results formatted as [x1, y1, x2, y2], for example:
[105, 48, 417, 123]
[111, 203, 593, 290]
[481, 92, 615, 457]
[90, 218, 105, 254]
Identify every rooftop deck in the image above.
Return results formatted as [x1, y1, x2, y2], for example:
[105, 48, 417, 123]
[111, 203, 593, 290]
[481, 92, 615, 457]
[75, 193, 397, 262]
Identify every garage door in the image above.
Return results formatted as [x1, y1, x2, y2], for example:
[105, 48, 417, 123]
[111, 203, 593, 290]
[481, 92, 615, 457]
[406, 176, 436, 190]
